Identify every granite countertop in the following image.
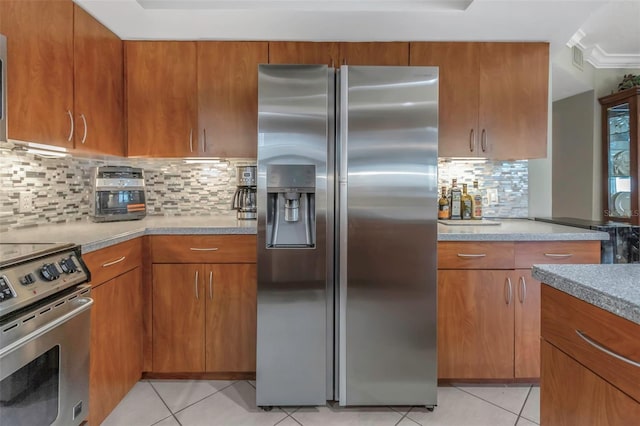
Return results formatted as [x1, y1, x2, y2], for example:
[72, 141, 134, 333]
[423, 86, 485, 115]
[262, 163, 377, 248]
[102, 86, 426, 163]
[437, 219, 609, 241]
[0, 215, 257, 253]
[0, 217, 608, 254]
[532, 264, 640, 326]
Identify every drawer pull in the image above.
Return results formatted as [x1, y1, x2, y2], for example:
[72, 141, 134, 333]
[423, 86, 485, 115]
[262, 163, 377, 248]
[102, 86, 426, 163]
[190, 247, 219, 251]
[544, 253, 573, 258]
[576, 329, 640, 368]
[102, 256, 126, 268]
[457, 253, 487, 258]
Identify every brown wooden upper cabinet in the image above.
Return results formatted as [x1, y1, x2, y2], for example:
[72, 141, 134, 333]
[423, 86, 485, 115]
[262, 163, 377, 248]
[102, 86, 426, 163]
[410, 42, 549, 159]
[126, 41, 267, 158]
[269, 42, 409, 66]
[0, 1, 124, 155]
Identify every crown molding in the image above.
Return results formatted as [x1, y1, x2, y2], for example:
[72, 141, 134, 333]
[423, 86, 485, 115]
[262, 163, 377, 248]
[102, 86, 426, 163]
[568, 28, 640, 69]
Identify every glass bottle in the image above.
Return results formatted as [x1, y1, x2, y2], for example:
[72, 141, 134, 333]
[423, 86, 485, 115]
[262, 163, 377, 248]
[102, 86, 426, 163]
[461, 183, 473, 220]
[449, 179, 462, 220]
[472, 180, 483, 220]
[438, 186, 450, 219]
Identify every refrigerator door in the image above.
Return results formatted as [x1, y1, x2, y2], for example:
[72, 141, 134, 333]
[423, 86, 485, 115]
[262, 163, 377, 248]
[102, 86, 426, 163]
[256, 65, 332, 406]
[338, 66, 439, 406]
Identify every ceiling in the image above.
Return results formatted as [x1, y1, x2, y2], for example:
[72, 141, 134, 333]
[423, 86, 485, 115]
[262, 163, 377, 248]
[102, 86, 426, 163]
[75, 0, 640, 99]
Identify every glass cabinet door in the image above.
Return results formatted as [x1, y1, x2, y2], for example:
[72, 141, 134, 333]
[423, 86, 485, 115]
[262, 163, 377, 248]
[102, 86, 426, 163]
[606, 103, 631, 219]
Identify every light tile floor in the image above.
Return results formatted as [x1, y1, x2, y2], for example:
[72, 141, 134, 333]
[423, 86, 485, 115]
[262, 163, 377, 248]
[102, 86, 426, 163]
[102, 380, 540, 426]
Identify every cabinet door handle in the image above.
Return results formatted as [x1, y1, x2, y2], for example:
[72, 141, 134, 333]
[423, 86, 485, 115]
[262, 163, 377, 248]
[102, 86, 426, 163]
[66, 110, 74, 142]
[505, 277, 512, 305]
[195, 270, 199, 300]
[469, 128, 475, 152]
[576, 330, 640, 368]
[518, 276, 526, 303]
[457, 253, 486, 258]
[481, 129, 487, 152]
[544, 253, 573, 258]
[189, 128, 194, 153]
[190, 247, 219, 251]
[209, 271, 213, 300]
[80, 114, 88, 144]
[102, 256, 125, 267]
[203, 128, 207, 152]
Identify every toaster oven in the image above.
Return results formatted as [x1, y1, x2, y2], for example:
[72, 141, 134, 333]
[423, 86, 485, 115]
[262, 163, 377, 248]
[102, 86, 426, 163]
[90, 166, 147, 222]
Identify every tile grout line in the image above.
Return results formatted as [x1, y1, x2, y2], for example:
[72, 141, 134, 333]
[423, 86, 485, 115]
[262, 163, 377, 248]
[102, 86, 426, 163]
[149, 380, 239, 420]
[515, 386, 535, 425]
[148, 381, 183, 426]
[455, 385, 531, 418]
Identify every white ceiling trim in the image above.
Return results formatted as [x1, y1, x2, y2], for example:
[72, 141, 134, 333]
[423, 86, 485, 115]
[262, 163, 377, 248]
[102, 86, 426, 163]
[136, 0, 474, 11]
[568, 28, 640, 69]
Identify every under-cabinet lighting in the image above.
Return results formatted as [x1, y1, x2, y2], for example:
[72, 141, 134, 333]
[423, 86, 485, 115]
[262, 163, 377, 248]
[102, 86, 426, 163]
[25, 148, 70, 158]
[26, 142, 68, 153]
[183, 158, 228, 164]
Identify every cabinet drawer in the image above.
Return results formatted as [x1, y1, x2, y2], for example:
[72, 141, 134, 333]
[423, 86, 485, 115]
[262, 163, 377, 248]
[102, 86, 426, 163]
[541, 285, 640, 403]
[438, 242, 514, 269]
[84, 238, 142, 286]
[515, 241, 600, 269]
[149, 235, 256, 263]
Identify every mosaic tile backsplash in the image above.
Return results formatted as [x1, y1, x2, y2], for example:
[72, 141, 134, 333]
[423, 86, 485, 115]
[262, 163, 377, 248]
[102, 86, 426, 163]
[1, 142, 528, 231]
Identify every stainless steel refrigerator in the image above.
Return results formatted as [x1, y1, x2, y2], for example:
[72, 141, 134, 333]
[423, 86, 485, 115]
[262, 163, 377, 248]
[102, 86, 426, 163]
[256, 64, 438, 408]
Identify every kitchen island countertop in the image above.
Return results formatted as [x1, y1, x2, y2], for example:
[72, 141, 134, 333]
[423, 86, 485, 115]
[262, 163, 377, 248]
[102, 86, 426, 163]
[533, 264, 640, 326]
[0, 217, 608, 254]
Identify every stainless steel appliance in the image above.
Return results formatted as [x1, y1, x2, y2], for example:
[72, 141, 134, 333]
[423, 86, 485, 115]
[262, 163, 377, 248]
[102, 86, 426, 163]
[256, 65, 439, 408]
[232, 165, 257, 220]
[91, 166, 147, 222]
[535, 217, 640, 263]
[1, 34, 7, 142]
[0, 243, 93, 426]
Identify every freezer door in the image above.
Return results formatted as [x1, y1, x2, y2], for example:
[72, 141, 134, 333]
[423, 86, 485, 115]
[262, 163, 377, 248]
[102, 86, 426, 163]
[256, 64, 332, 407]
[338, 66, 439, 406]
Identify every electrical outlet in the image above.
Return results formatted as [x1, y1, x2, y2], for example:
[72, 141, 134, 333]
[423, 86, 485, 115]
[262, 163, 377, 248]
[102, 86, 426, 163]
[19, 192, 34, 213]
[486, 189, 499, 205]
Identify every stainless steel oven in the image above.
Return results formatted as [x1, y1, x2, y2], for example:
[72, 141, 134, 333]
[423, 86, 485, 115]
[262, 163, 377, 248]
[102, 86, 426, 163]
[0, 243, 92, 426]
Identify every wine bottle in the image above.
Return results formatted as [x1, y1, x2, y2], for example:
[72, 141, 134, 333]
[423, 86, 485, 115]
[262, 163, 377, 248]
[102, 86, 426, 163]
[450, 179, 462, 220]
[438, 186, 450, 219]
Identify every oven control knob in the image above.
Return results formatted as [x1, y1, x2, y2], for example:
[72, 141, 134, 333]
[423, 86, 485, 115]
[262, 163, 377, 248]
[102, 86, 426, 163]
[40, 263, 61, 281]
[59, 257, 78, 274]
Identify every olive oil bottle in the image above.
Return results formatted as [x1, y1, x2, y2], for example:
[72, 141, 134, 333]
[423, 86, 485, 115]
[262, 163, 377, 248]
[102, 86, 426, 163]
[461, 183, 473, 220]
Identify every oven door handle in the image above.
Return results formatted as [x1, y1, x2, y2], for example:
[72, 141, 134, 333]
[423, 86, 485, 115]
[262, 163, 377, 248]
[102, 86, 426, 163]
[0, 298, 93, 358]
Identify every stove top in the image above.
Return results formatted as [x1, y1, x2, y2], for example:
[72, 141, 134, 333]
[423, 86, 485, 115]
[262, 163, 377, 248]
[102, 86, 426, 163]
[0, 243, 91, 317]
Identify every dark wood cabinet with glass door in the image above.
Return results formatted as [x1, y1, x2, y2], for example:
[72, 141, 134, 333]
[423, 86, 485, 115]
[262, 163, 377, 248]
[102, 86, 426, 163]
[599, 87, 640, 225]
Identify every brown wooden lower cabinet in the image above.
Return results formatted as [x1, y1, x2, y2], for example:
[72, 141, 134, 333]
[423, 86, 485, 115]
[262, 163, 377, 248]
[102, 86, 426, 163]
[438, 270, 514, 379]
[514, 269, 541, 378]
[541, 340, 640, 425]
[152, 263, 256, 373]
[89, 267, 143, 426]
[437, 240, 600, 381]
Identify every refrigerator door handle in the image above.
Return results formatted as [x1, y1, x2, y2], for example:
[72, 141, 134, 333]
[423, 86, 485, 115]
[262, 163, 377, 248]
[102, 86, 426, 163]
[337, 66, 349, 405]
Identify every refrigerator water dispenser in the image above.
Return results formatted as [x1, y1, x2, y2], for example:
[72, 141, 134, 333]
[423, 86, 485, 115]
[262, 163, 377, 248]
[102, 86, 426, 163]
[266, 164, 316, 248]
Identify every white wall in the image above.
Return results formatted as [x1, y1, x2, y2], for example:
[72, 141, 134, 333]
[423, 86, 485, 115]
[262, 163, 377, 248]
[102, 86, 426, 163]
[552, 90, 596, 220]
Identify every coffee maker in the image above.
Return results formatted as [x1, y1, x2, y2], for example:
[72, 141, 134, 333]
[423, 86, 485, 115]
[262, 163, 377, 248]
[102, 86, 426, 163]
[232, 165, 257, 220]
